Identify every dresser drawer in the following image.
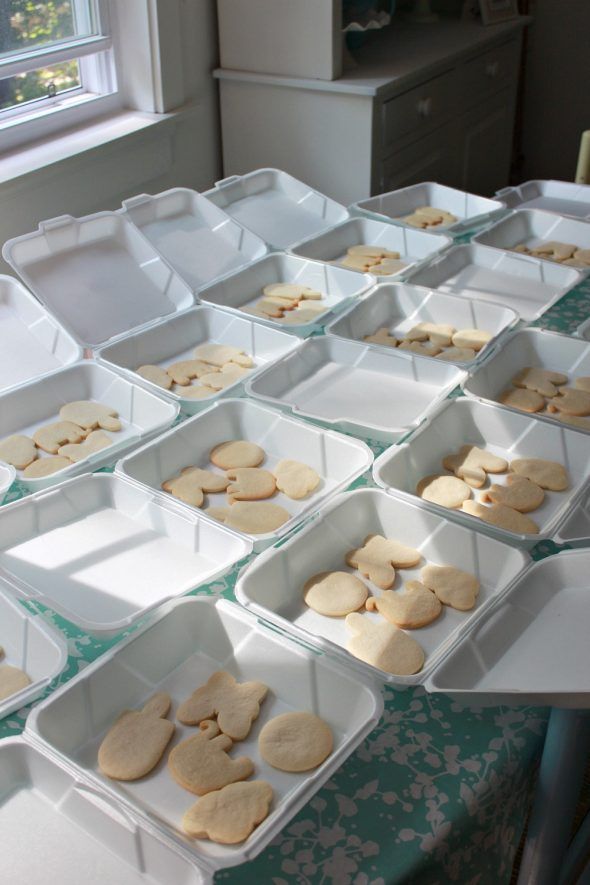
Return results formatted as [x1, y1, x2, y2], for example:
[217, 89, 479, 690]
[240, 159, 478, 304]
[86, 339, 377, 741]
[381, 68, 456, 153]
[459, 39, 520, 110]
[378, 123, 460, 193]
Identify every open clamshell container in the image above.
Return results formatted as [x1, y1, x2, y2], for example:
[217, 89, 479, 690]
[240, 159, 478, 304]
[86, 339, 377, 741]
[25, 595, 382, 876]
[0, 275, 81, 394]
[246, 336, 466, 444]
[198, 252, 372, 336]
[235, 488, 529, 686]
[0, 473, 251, 636]
[96, 305, 300, 415]
[289, 217, 451, 280]
[373, 398, 590, 549]
[495, 180, 590, 220]
[116, 398, 373, 552]
[0, 361, 178, 491]
[405, 242, 582, 322]
[0, 737, 209, 884]
[473, 209, 590, 274]
[2, 212, 195, 351]
[351, 182, 505, 236]
[120, 188, 268, 291]
[202, 169, 349, 250]
[463, 328, 590, 434]
[325, 282, 518, 367]
[0, 579, 67, 721]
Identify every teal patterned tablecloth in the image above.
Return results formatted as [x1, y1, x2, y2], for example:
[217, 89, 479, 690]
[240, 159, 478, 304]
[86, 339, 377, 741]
[1, 273, 589, 885]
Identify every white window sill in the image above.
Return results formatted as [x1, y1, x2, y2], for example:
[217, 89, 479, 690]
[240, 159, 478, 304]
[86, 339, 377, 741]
[0, 108, 177, 187]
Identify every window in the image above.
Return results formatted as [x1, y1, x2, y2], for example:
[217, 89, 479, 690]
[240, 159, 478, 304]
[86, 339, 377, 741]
[0, 0, 120, 150]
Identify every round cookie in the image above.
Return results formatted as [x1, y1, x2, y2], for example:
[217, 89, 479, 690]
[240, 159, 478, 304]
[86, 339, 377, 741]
[499, 388, 545, 413]
[0, 434, 37, 469]
[365, 581, 442, 629]
[416, 474, 471, 509]
[210, 440, 265, 469]
[23, 456, 72, 478]
[273, 459, 320, 499]
[509, 458, 569, 491]
[303, 571, 368, 617]
[451, 329, 492, 352]
[258, 711, 333, 772]
[482, 474, 544, 513]
[420, 565, 479, 611]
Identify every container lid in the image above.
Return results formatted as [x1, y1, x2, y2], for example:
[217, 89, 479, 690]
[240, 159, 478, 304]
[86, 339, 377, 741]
[425, 549, 590, 707]
[495, 180, 590, 220]
[2, 212, 195, 349]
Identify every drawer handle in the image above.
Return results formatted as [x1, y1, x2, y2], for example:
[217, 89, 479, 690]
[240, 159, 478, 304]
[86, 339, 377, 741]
[485, 61, 499, 78]
[417, 97, 432, 118]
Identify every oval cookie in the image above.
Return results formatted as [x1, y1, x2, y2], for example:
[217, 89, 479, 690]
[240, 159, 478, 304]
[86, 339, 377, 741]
[303, 571, 368, 617]
[258, 711, 333, 772]
[416, 474, 471, 509]
[210, 440, 265, 469]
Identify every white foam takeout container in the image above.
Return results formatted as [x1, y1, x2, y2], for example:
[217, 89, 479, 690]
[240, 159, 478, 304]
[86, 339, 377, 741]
[0, 275, 81, 394]
[325, 282, 518, 367]
[0, 361, 179, 491]
[202, 168, 349, 251]
[26, 595, 383, 876]
[495, 180, 590, 221]
[0, 473, 251, 636]
[235, 488, 529, 687]
[198, 252, 372, 337]
[0, 462, 15, 505]
[119, 188, 268, 292]
[95, 305, 301, 415]
[289, 216, 451, 280]
[372, 398, 590, 549]
[0, 737, 208, 884]
[2, 212, 195, 350]
[576, 316, 590, 341]
[116, 398, 373, 552]
[0, 579, 68, 721]
[463, 328, 590, 435]
[473, 209, 590, 275]
[351, 182, 505, 236]
[404, 242, 582, 322]
[246, 336, 466, 444]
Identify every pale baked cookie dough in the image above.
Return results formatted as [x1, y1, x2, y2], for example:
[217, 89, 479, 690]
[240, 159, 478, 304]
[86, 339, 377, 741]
[226, 467, 276, 503]
[206, 501, 290, 534]
[303, 571, 368, 617]
[0, 663, 31, 701]
[58, 430, 111, 462]
[461, 500, 539, 534]
[0, 434, 37, 469]
[210, 440, 266, 470]
[345, 612, 424, 675]
[258, 711, 333, 772]
[273, 459, 320, 499]
[168, 720, 254, 795]
[33, 421, 85, 454]
[420, 565, 479, 611]
[98, 693, 175, 781]
[499, 387, 546, 413]
[366, 581, 442, 629]
[442, 445, 508, 489]
[481, 474, 544, 513]
[416, 474, 472, 509]
[136, 364, 173, 390]
[177, 670, 268, 740]
[182, 781, 273, 843]
[346, 534, 421, 590]
[59, 401, 121, 432]
[23, 455, 72, 478]
[509, 458, 569, 491]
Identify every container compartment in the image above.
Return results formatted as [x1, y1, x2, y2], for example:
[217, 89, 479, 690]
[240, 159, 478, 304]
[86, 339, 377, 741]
[325, 282, 517, 366]
[202, 169, 349, 250]
[373, 398, 590, 548]
[0, 474, 251, 635]
[236, 488, 528, 685]
[120, 188, 268, 291]
[247, 336, 466, 443]
[2, 212, 195, 349]
[405, 243, 582, 322]
[426, 550, 590, 708]
[96, 306, 300, 414]
[463, 328, 590, 434]
[289, 217, 451, 280]
[0, 582, 67, 720]
[199, 252, 371, 336]
[495, 180, 590, 220]
[0, 738, 206, 884]
[28, 597, 382, 871]
[0, 275, 81, 394]
[117, 398, 373, 550]
[351, 182, 505, 236]
[0, 361, 178, 491]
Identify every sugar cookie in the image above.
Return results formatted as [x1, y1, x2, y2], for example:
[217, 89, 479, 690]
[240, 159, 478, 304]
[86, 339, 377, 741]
[303, 571, 368, 617]
[0, 663, 31, 701]
[136, 365, 173, 390]
[366, 581, 442, 629]
[346, 534, 421, 590]
[509, 458, 569, 491]
[210, 440, 265, 469]
[436, 346, 476, 362]
[278, 306, 326, 324]
[207, 501, 290, 534]
[182, 781, 273, 843]
[511, 367, 568, 398]
[273, 459, 320, 499]
[499, 388, 545, 413]
[226, 467, 276, 503]
[177, 670, 268, 740]
[406, 322, 455, 348]
[451, 329, 492, 352]
[177, 385, 215, 399]
[58, 429, 112, 462]
[258, 711, 333, 772]
[199, 364, 249, 390]
[162, 467, 229, 507]
[368, 259, 408, 275]
[575, 377, 590, 393]
[33, 421, 86, 455]
[166, 360, 216, 386]
[420, 565, 479, 611]
[345, 612, 424, 675]
[0, 434, 37, 469]
[398, 340, 442, 357]
[416, 474, 472, 509]
[263, 283, 322, 301]
[547, 387, 590, 416]
[193, 343, 253, 368]
[443, 445, 508, 489]
[59, 401, 121, 432]
[461, 500, 539, 534]
[98, 693, 175, 781]
[348, 245, 400, 259]
[341, 254, 373, 271]
[482, 474, 544, 512]
[364, 327, 399, 348]
[23, 455, 72, 478]
[169, 720, 254, 795]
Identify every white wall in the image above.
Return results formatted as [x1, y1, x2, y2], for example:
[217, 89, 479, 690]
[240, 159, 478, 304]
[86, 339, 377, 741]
[521, 0, 590, 181]
[0, 0, 221, 275]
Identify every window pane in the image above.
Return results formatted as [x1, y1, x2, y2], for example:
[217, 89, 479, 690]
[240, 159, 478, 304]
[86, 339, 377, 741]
[0, 1, 96, 58]
[0, 57, 81, 111]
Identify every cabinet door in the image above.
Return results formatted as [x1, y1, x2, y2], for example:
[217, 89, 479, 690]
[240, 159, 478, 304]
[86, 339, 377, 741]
[458, 88, 516, 195]
[378, 124, 460, 194]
